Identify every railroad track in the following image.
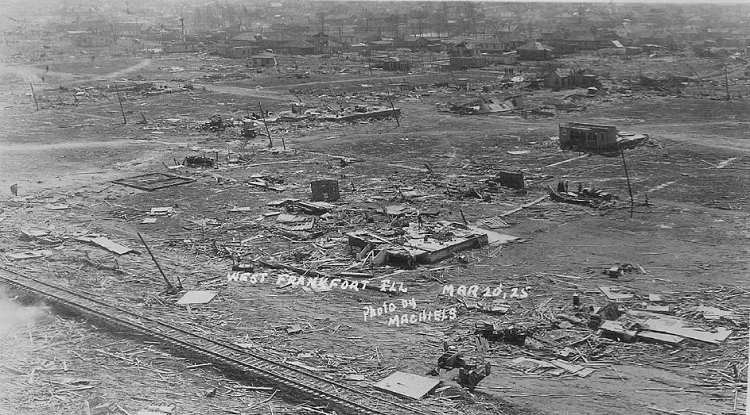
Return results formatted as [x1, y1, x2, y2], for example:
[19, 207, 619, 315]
[0, 266, 428, 415]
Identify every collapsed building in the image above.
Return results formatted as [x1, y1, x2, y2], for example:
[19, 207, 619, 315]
[448, 95, 524, 115]
[558, 122, 649, 154]
[545, 68, 601, 90]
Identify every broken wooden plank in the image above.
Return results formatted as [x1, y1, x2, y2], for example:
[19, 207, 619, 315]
[279, 221, 315, 231]
[177, 291, 217, 305]
[576, 367, 595, 378]
[546, 153, 589, 168]
[645, 305, 673, 314]
[642, 318, 731, 344]
[150, 207, 174, 216]
[404, 234, 488, 264]
[599, 320, 637, 342]
[475, 217, 510, 229]
[373, 371, 440, 400]
[247, 180, 282, 191]
[550, 359, 583, 374]
[286, 325, 303, 335]
[45, 203, 70, 210]
[466, 226, 518, 245]
[276, 213, 306, 223]
[636, 331, 684, 345]
[648, 293, 662, 302]
[296, 201, 334, 214]
[91, 237, 133, 255]
[78, 237, 134, 255]
[7, 250, 53, 260]
[599, 286, 634, 302]
[628, 310, 732, 344]
[695, 305, 733, 321]
[112, 172, 195, 192]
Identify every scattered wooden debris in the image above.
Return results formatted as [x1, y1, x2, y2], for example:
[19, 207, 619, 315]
[113, 173, 195, 191]
[348, 221, 516, 267]
[136, 404, 175, 415]
[499, 195, 547, 217]
[629, 310, 732, 345]
[7, 250, 53, 260]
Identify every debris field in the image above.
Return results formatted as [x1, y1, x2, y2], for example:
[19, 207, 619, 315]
[0, 10, 748, 415]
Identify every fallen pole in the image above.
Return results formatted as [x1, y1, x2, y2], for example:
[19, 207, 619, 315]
[500, 195, 548, 217]
[137, 232, 181, 293]
[546, 153, 589, 168]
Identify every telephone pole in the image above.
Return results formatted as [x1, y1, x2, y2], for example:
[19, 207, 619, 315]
[619, 144, 635, 219]
[724, 65, 730, 101]
[114, 82, 127, 124]
[29, 83, 39, 111]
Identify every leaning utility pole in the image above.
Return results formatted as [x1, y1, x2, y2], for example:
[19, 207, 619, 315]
[367, 50, 373, 76]
[619, 144, 635, 218]
[29, 83, 39, 111]
[387, 90, 400, 127]
[258, 102, 273, 147]
[114, 82, 127, 124]
[724, 65, 730, 101]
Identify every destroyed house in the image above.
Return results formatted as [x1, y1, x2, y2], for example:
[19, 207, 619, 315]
[559, 123, 619, 153]
[382, 58, 410, 72]
[164, 41, 201, 53]
[220, 46, 255, 59]
[545, 69, 600, 90]
[249, 52, 277, 67]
